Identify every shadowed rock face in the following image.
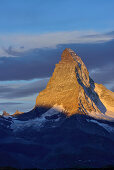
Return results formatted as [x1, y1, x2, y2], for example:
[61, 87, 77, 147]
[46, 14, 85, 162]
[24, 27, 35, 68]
[94, 84, 114, 113]
[36, 48, 114, 116]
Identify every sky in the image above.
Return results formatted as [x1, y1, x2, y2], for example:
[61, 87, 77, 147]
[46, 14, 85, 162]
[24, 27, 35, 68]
[0, 0, 114, 114]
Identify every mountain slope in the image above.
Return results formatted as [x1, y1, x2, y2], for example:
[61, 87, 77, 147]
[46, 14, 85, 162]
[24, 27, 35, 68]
[0, 110, 114, 169]
[36, 48, 114, 119]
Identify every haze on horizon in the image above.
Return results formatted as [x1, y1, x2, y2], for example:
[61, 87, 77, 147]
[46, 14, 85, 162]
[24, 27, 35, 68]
[0, 0, 114, 114]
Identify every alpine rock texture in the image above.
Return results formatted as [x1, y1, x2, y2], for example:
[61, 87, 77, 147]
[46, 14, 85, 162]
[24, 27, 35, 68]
[36, 48, 114, 119]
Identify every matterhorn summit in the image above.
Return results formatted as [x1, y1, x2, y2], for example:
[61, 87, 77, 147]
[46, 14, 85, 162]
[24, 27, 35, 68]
[36, 48, 114, 119]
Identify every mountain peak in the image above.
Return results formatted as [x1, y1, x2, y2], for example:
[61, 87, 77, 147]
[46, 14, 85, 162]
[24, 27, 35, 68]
[61, 48, 77, 62]
[36, 48, 114, 118]
[61, 48, 82, 64]
[62, 48, 90, 87]
[36, 48, 92, 115]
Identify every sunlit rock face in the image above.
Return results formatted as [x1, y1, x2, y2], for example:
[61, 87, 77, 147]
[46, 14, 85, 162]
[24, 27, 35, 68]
[36, 48, 114, 117]
[94, 84, 114, 115]
[36, 48, 80, 115]
[12, 110, 24, 116]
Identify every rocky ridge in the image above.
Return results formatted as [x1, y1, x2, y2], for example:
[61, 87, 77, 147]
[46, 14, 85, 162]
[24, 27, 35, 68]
[36, 48, 114, 118]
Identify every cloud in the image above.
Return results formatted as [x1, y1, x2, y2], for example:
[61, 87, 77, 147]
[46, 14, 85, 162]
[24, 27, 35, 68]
[0, 102, 22, 105]
[0, 78, 49, 99]
[89, 64, 114, 91]
[0, 101, 35, 115]
[0, 78, 50, 114]
[0, 30, 114, 57]
[0, 38, 114, 81]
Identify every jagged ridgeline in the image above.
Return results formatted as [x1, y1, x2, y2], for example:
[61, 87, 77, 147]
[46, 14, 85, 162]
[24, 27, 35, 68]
[36, 48, 114, 117]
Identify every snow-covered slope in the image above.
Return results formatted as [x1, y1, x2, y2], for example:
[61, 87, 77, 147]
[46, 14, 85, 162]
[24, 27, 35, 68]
[10, 105, 65, 132]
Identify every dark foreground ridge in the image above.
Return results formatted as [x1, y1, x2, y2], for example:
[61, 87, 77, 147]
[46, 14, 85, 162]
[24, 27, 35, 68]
[0, 108, 114, 169]
[0, 166, 114, 170]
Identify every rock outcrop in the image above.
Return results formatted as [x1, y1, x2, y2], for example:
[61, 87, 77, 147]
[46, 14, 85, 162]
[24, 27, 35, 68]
[2, 111, 10, 117]
[36, 48, 114, 117]
[12, 110, 24, 116]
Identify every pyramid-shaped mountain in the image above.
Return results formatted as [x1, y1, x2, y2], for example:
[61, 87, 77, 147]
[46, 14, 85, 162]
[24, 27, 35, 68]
[36, 48, 114, 117]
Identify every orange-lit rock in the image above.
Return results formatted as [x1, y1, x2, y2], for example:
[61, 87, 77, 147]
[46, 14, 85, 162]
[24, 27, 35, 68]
[36, 48, 114, 116]
[12, 110, 24, 116]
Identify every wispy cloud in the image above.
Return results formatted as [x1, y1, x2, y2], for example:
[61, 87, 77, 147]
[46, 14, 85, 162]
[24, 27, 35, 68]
[0, 36, 114, 83]
[0, 30, 114, 57]
[0, 78, 49, 99]
[89, 64, 114, 91]
[0, 78, 50, 114]
[0, 102, 22, 105]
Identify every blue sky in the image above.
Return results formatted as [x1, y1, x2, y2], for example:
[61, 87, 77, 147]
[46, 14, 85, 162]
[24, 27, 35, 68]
[0, 0, 114, 34]
[0, 0, 114, 114]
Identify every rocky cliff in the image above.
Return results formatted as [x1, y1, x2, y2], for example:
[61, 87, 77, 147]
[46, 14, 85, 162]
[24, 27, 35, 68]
[36, 48, 114, 117]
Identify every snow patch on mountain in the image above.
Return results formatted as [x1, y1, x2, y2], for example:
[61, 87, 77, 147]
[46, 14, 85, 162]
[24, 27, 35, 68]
[10, 105, 64, 132]
[88, 111, 114, 121]
[87, 119, 114, 133]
